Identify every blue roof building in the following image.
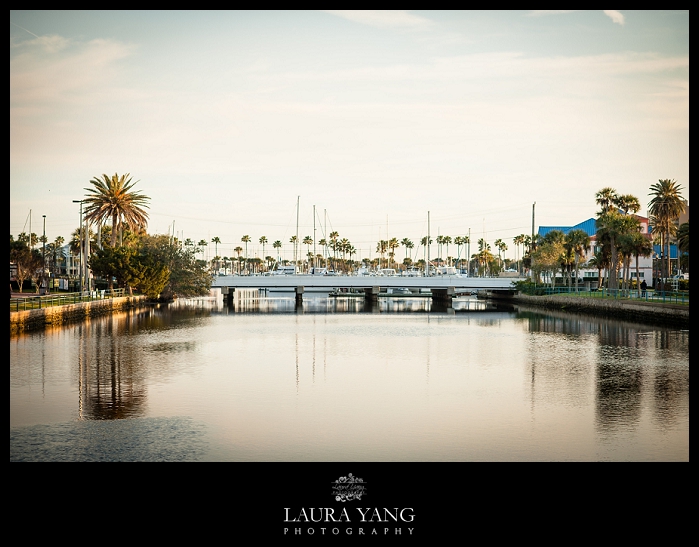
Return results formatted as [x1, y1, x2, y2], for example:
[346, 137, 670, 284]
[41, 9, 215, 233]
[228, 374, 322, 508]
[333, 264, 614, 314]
[538, 218, 597, 238]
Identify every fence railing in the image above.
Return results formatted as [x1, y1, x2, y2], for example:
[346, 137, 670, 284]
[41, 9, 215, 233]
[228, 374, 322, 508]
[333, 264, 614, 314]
[9, 289, 127, 312]
[517, 285, 689, 305]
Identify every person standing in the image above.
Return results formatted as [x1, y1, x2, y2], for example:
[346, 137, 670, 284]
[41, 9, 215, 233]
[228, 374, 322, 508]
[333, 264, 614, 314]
[640, 279, 647, 298]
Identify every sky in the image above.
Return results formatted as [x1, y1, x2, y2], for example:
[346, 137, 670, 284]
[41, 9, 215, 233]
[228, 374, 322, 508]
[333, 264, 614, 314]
[10, 10, 689, 263]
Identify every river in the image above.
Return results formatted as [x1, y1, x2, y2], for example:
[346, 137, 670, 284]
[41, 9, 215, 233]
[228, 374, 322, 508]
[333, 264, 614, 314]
[10, 293, 689, 462]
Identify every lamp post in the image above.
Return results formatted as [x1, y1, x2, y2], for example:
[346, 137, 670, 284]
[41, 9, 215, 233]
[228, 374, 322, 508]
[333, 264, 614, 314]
[73, 200, 83, 293]
[42, 215, 47, 294]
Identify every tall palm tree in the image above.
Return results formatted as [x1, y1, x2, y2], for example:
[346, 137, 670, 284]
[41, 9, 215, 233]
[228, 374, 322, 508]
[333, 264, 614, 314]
[289, 235, 298, 267]
[339, 238, 351, 271]
[241, 235, 251, 273]
[494, 239, 507, 270]
[677, 222, 689, 254]
[329, 231, 339, 270]
[442, 236, 452, 266]
[234, 246, 243, 274]
[376, 240, 388, 269]
[83, 173, 150, 247]
[453, 236, 464, 269]
[401, 238, 413, 269]
[632, 233, 654, 290]
[513, 234, 525, 274]
[318, 238, 328, 266]
[388, 238, 399, 268]
[273, 240, 282, 263]
[595, 187, 641, 291]
[52, 236, 65, 275]
[211, 236, 221, 271]
[303, 236, 313, 270]
[198, 239, 208, 263]
[436, 235, 444, 262]
[648, 179, 686, 280]
[259, 236, 268, 266]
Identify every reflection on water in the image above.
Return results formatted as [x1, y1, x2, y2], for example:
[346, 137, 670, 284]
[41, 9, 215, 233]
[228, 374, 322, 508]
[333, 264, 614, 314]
[10, 295, 689, 461]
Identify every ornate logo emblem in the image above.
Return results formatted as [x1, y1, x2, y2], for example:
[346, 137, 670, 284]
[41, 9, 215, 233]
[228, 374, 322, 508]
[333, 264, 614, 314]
[332, 473, 367, 502]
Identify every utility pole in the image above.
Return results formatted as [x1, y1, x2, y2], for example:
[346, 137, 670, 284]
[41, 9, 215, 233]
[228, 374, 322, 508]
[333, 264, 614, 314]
[42, 215, 47, 294]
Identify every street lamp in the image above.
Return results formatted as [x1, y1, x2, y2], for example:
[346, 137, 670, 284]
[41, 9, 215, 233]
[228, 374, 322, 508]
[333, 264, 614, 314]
[42, 215, 47, 294]
[73, 200, 83, 293]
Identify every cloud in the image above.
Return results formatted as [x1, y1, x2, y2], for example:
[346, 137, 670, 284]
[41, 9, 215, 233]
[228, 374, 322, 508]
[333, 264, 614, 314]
[603, 10, 625, 25]
[323, 10, 433, 29]
[10, 37, 137, 106]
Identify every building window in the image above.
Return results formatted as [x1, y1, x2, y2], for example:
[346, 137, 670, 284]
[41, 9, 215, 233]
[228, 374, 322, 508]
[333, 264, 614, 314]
[630, 272, 645, 278]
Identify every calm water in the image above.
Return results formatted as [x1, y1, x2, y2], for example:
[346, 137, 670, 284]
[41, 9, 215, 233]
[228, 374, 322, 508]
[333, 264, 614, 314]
[10, 294, 689, 461]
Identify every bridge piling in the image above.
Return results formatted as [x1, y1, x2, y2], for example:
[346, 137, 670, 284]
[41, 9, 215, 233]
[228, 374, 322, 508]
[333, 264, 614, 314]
[295, 286, 304, 305]
[432, 287, 455, 307]
[364, 286, 380, 303]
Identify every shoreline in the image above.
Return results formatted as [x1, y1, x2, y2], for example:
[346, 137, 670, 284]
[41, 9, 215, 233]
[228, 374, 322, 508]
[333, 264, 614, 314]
[10, 295, 149, 335]
[500, 293, 689, 328]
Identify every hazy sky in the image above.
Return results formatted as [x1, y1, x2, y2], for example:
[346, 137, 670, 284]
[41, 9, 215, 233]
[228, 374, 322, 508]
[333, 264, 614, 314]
[10, 10, 689, 262]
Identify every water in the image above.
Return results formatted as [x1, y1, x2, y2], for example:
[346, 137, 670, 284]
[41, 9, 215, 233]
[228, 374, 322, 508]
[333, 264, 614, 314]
[10, 294, 689, 461]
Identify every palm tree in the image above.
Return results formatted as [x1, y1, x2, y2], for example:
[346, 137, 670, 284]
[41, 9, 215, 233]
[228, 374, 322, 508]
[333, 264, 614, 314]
[388, 238, 399, 268]
[197, 239, 208, 263]
[52, 236, 65, 275]
[318, 238, 328, 266]
[494, 239, 507, 270]
[442, 236, 452, 266]
[259, 236, 268, 268]
[302, 236, 313, 270]
[513, 234, 525, 274]
[83, 173, 150, 247]
[564, 229, 590, 292]
[631, 233, 654, 290]
[595, 187, 641, 291]
[436, 235, 444, 262]
[329, 231, 339, 270]
[234, 246, 243, 274]
[211, 236, 221, 271]
[339, 238, 351, 271]
[289, 235, 298, 267]
[273, 240, 282, 263]
[241, 235, 251, 273]
[401, 238, 413, 270]
[648, 179, 686, 281]
[376, 240, 388, 270]
[587, 249, 608, 290]
[677, 222, 689, 254]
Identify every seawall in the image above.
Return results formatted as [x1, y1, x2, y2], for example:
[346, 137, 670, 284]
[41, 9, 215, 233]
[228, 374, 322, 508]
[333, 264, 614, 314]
[10, 296, 149, 335]
[503, 293, 689, 328]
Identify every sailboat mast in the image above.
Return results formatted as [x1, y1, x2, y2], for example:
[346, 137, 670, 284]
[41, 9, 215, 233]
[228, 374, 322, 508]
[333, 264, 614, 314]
[313, 204, 316, 270]
[296, 196, 300, 269]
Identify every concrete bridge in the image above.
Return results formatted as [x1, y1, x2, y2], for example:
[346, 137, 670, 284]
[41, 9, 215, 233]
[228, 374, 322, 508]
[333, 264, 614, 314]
[212, 274, 523, 306]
